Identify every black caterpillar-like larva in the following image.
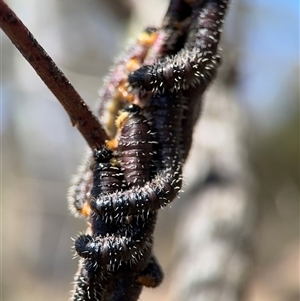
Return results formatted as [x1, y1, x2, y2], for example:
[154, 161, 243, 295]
[128, 0, 228, 95]
[116, 104, 164, 289]
[91, 91, 184, 218]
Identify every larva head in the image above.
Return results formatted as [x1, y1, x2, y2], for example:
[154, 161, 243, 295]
[128, 65, 152, 91]
[93, 147, 113, 163]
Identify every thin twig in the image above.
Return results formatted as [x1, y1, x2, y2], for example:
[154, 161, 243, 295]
[0, 0, 108, 149]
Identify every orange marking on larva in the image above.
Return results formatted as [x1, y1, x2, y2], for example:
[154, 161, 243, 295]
[138, 31, 159, 47]
[81, 203, 91, 218]
[115, 111, 130, 130]
[105, 138, 119, 151]
[126, 58, 141, 72]
[117, 82, 134, 103]
[106, 110, 131, 151]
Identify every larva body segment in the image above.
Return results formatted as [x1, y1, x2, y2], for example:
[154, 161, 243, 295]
[118, 105, 155, 188]
[91, 147, 124, 197]
[88, 147, 124, 237]
[185, 0, 229, 53]
[147, 92, 184, 169]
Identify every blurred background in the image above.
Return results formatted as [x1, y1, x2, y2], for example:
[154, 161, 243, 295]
[1, 0, 299, 300]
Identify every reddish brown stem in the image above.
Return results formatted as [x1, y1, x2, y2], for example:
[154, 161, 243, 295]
[0, 0, 108, 149]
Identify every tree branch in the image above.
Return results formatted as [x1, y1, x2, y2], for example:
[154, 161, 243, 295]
[0, 0, 108, 149]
